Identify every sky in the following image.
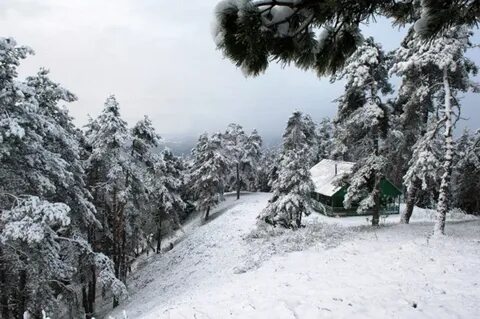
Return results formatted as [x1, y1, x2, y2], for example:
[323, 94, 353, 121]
[1, 0, 479, 148]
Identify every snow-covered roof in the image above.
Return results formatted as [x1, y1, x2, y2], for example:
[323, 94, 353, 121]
[310, 159, 355, 197]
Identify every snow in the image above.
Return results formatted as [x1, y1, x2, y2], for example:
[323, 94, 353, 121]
[310, 159, 355, 196]
[1, 196, 71, 244]
[108, 193, 480, 319]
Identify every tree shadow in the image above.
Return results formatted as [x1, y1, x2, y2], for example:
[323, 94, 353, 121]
[201, 201, 239, 225]
[201, 192, 255, 225]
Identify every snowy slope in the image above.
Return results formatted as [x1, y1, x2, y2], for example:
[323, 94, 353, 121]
[106, 192, 272, 318]
[108, 193, 480, 319]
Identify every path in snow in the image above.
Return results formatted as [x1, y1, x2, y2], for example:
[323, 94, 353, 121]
[108, 192, 272, 318]
[108, 193, 480, 319]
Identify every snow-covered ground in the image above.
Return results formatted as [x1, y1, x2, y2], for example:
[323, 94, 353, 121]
[107, 193, 480, 319]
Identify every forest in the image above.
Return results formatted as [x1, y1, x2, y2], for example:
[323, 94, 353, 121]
[1, 0, 480, 318]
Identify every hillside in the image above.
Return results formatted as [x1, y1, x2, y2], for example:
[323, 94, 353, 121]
[108, 193, 480, 319]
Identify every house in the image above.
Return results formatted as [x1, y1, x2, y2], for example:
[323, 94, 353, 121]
[310, 159, 402, 217]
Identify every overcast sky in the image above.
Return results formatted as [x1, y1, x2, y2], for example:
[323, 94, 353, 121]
[1, 0, 479, 144]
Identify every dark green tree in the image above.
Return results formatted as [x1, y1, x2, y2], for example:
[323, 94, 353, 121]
[213, 0, 479, 76]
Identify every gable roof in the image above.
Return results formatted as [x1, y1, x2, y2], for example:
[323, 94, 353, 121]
[310, 159, 355, 197]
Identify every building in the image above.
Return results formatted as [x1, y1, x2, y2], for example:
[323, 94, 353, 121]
[310, 159, 402, 217]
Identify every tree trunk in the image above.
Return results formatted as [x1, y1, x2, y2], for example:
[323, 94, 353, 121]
[295, 213, 302, 229]
[120, 213, 127, 282]
[435, 66, 454, 236]
[205, 206, 210, 221]
[401, 180, 419, 224]
[372, 126, 381, 226]
[82, 284, 88, 319]
[17, 269, 27, 319]
[0, 248, 10, 319]
[86, 228, 96, 318]
[236, 163, 241, 200]
[112, 260, 119, 308]
[156, 221, 162, 254]
[89, 266, 96, 314]
[372, 175, 381, 226]
[112, 187, 124, 308]
[402, 93, 431, 224]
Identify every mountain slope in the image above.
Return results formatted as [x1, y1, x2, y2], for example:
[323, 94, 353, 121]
[107, 192, 272, 318]
[108, 193, 480, 319]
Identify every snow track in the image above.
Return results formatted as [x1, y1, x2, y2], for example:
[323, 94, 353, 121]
[108, 192, 272, 318]
[108, 193, 480, 319]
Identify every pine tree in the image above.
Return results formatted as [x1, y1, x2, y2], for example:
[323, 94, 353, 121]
[332, 38, 393, 226]
[241, 129, 263, 191]
[256, 148, 276, 192]
[282, 111, 318, 167]
[258, 112, 315, 229]
[316, 117, 334, 161]
[24, 69, 113, 318]
[390, 26, 442, 223]
[391, 27, 477, 234]
[0, 38, 124, 318]
[24, 69, 98, 229]
[402, 123, 443, 222]
[162, 149, 187, 220]
[414, 0, 480, 39]
[190, 133, 230, 220]
[223, 123, 248, 199]
[130, 116, 162, 254]
[85, 95, 132, 307]
[155, 149, 186, 247]
[132, 116, 185, 254]
[0, 196, 125, 318]
[213, 0, 477, 76]
[451, 129, 480, 213]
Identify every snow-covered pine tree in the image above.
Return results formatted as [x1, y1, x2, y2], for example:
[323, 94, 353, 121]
[316, 117, 334, 161]
[155, 148, 186, 247]
[402, 122, 443, 222]
[451, 129, 480, 213]
[255, 147, 280, 192]
[332, 37, 393, 226]
[190, 133, 230, 220]
[241, 129, 263, 191]
[0, 197, 72, 316]
[162, 149, 187, 217]
[223, 123, 248, 199]
[390, 21, 461, 223]
[85, 95, 132, 306]
[23, 69, 115, 318]
[131, 116, 186, 254]
[281, 111, 319, 167]
[392, 27, 477, 234]
[0, 38, 124, 318]
[169, 154, 192, 223]
[431, 28, 476, 235]
[130, 116, 163, 254]
[0, 44, 36, 317]
[0, 196, 125, 318]
[258, 112, 315, 229]
[258, 150, 315, 229]
[389, 27, 439, 222]
[24, 68, 98, 229]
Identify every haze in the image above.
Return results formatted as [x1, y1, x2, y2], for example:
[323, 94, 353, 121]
[1, 0, 478, 150]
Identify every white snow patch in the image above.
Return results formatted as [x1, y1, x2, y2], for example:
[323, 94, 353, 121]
[107, 193, 480, 319]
